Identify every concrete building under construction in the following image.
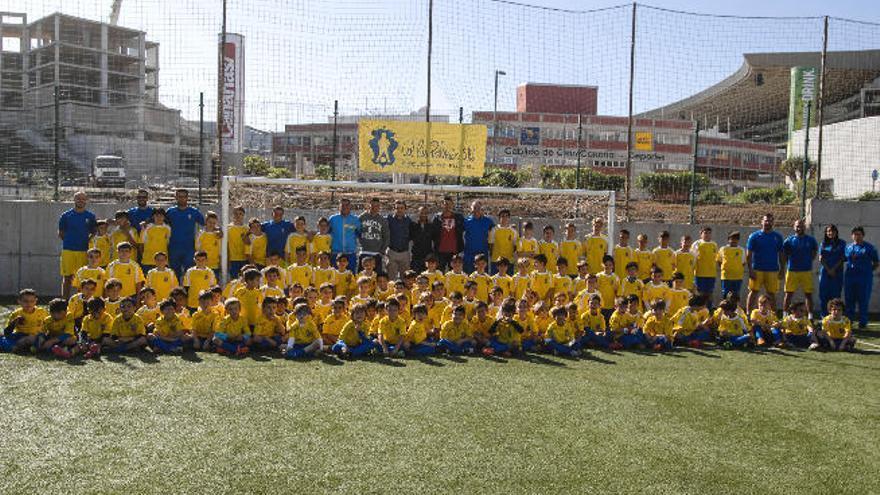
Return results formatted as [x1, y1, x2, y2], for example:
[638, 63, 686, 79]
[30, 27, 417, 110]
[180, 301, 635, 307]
[0, 11, 206, 185]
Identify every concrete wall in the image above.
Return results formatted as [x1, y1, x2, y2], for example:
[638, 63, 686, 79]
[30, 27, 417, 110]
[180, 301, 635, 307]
[5, 198, 880, 312]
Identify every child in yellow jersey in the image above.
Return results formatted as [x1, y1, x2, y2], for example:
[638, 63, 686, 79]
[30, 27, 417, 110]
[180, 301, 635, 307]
[470, 301, 493, 347]
[377, 298, 407, 357]
[403, 304, 436, 356]
[580, 294, 609, 349]
[643, 300, 673, 351]
[559, 223, 583, 276]
[246, 218, 268, 268]
[545, 305, 581, 357]
[109, 211, 139, 263]
[691, 226, 719, 303]
[512, 258, 533, 300]
[611, 230, 634, 279]
[190, 290, 219, 351]
[441, 291, 466, 324]
[470, 254, 493, 303]
[567, 302, 583, 339]
[529, 254, 555, 303]
[251, 297, 285, 351]
[79, 297, 112, 358]
[583, 217, 609, 275]
[716, 299, 754, 349]
[333, 255, 356, 298]
[534, 301, 552, 334]
[750, 294, 781, 347]
[149, 299, 185, 353]
[375, 273, 393, 301]
[552, 257, 574, 301]
[780, 301, 815, 349]
[667, 272, 691, 316]
[106, 242, 145, 298]
[39, 298, 77, 358]
[322, 297, 350, 345]
[608, 297, 638, 350]
[284, 216, 311, 264]
[517, 222, 539, 271]
[312, 252, 335, 288]
[74, 249, 108, 298]
[618, 262, 645, 301]
[513, 298, 538, 352]
[445, 254, 469, 296]
[627, 294, 646, 330]
[261, 268, 286, 300]
[103, 279, 123, 317]
[146, 252, 179, 302]
[484, 299, 524, 356]
[633, 234, 654, 281]
[488, 209, 518, 275]
[596, 255, 620, 320]
[439, 305, 476, 354]
[676, 235, 696, 290]
[227, 206, 250, 278]
[233, 269, 264, 328]
[652, 231, 676, 282]
[105, 297, 148, 354]
[332, 303, 379, 357]
[642, 266, 670, 311]
[213, 298, 251, 355]
[309, 217, 332, 266]
[572, 261, 590, 295]
[717, 231, 745, 300]
[574, 273, 600, 314]
[350, 277, 374, 308]
[492, 258, 514, 298]
[183, 251, 218, 309]
[538, 225, 559, 274]
[90, 220, 112, 267]
[817, 298, 855, 351]
[671, 296, 711, 348]
[359, 256, 379, 288]
[287, 246, 314, 291]
[284, 302, 323, 358]
[262, 253, 289, 289]
[69, 279, 97, 325]
[195, 212, 222, 273]
[140, 209, 171, 271]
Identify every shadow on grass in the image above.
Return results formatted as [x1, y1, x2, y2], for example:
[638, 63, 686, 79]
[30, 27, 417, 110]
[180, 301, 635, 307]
[415, 355, 445, 367]
[133, 351, 160, 364]
[368, 355, 407, 367]
[675, 347, 722, 359]
[180, 351, 204, 363]
[318, 353, 345, 366]
[483, 355, 508, 364]
[581, 352, 617, 365]
[518, 353, 567, 367]
[435, 353, 468, 363]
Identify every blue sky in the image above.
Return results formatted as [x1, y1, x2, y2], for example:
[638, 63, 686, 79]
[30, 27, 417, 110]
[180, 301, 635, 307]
[6, 0, 880, 130]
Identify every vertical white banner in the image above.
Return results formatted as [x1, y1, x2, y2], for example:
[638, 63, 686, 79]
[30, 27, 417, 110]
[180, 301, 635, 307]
[219, 33, 245, 154]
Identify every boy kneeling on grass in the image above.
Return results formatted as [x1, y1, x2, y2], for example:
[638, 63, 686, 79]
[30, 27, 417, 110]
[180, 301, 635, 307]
[816, 298, 856, 352]
[332, 303, 378, 358]
[544, 305, 581, 357]
[750, 294, 782, 348]
[715, 299, 754, 349]
[438, 305, 475, 355]
[284, 303, 323, 359]
[105, 297, 149, 354]
[149, 299, 185, 354]
[215, 298, 251, 356]
[40, 298, 77, 359]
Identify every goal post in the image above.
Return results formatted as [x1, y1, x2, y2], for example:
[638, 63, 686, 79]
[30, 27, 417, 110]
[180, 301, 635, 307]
[220, 176, 616, 284]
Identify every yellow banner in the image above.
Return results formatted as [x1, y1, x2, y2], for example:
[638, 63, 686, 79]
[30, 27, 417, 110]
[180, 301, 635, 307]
[634, 131, 653, 151]
[358, 120, 487, 177]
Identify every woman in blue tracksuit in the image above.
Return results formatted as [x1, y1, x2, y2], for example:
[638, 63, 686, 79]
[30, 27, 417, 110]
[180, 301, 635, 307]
[844, 226, 879, 330]
[818, 225, 846, 317]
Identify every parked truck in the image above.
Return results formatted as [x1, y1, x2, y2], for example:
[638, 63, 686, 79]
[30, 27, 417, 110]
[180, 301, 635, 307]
[91, 155, 127, 187]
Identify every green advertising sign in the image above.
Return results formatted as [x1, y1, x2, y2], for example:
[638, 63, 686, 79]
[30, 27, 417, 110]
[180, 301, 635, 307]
[787, 66, 819, 157]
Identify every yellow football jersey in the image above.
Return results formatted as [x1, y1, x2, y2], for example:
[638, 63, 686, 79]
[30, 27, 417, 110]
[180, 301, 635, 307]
[322, 313, 351, 337]
[285, 232, 310, 263]
[217, 314, 250, 339]
[233, 286, 264, 327]
[822, 316, 851, 339]
[41, 315, 75, 337]
[529, 271, 554, 300]
[643, 315, 672, 338]
[717, 246, 745, 281]
[546, 321, 573, 342]
[9, 307, 49, 335]
[667, 288, 690, 316]
[440, 320, 471, 341]
[580, 310, 606, 332]
[338, 320, 366, 346]
[308, 234, 332, 262]
[717, 314, 748, 336]
[227, 224, 250, 262]
[248, 234, 268, 266]
[89, 234, 112, 267]
[81, 312, 113, 339]
[596, 272, 619, 309]
[559, 239, 583, 276]
[378, 316, 407, 343]
[782, 315, 811, 336]
[652, 247, 676, 280]
[470, 272, 493, 303]
[146, 268, 179, 302]
[642, 282, 670, 307]
[633, 249, 654, 280]
[675, 251, 696, 289]
[106, 260, 145, 298]
[612, 246, 634, 278]
[445, 271, 469, 296]
[73, 266, 108, 298]
[140, 223, 171, 265]
[406, 319, 429, 345]
[552, 274, 574, 298]
[489, 225, 518, 263]
[618, 276, 644, 299]
[313, 267, 336, 289]
[584, 235, 609, 274]
[538, 240, 559, 273]
[110, 313, 146, 338]
[691, 240, 718, 278]
[492, 274, 514, 298]
[136, 304, 161, 327]
[183, 266, 217, 308]
[67, 294, 88, 321]
[252, 314, 283, 338]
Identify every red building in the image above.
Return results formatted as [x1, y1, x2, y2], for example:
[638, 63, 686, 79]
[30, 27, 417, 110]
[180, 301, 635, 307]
[516, 83, 598, 115]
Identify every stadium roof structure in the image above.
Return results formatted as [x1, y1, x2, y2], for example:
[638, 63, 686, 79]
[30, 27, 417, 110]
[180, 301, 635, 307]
[638, 50, 880, 144]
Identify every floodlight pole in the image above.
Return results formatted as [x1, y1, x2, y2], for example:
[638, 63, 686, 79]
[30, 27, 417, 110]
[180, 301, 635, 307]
[217, 0, 227, 195]
[690, 120, 700, 225]
[624, 2, 637, 221]
[576, 114, 583, 189]
[801, 103, 811, 219]
[53, 84, 60, 201]
[493, 69, 506, 166]
[816, 15, 828, 184]
[199, 91, 204, 205]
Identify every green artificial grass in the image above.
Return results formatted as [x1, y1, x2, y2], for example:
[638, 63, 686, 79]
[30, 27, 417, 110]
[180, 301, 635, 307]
[1, 326, 879, 494]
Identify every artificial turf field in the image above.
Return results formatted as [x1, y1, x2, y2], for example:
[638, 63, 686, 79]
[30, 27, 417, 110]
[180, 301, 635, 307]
[1, 320, 878, 494]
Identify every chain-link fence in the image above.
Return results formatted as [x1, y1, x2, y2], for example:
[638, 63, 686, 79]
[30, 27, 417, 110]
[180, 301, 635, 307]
[1, 1, 878, 222]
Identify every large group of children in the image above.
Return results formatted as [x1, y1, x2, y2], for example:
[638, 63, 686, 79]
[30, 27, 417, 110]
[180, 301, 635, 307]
[1, 210, 858, 360]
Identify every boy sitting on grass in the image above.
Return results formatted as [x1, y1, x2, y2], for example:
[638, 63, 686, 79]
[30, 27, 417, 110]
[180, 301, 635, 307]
[438, 305, 475, 355]
[816, 298, 856, 352]
[284, 303, 323, 359]
[377, 298, 407, 358]
[544, 305, 581, 357]
[251, 297, 285, 351]
[715, 299, 754, 349]
[643, 300, 673, 352]
[403, 304, 436, 356]
[105, 297, 149, 354]
[190, 290, 219, 351]
[750, 294, 782, 347]
[215, 298, 251, 356]
[332, 303, 377, 358]
[1, 289, 49, 353]
[780, 301, 815, 349]
[149, 299, 185, 354]
[79, 297, 111, 358]
[483, 298, 524, 357]
[672, 296, 712, 348]
[40, 298, 77, 359]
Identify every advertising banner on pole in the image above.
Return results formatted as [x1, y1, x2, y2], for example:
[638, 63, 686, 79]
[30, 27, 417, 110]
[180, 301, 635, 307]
[787, 66, 818, 157]
[219, 33, 245, 154]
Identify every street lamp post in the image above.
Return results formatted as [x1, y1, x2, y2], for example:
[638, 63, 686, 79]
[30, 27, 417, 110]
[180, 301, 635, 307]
[492, 69, 506, 166]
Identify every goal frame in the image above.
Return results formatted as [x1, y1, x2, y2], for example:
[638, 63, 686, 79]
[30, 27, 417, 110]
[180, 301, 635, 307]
[220, 176, 616, 284]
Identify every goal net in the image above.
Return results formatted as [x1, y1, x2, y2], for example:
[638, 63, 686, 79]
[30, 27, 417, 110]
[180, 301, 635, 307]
[219, 176, 616, 283]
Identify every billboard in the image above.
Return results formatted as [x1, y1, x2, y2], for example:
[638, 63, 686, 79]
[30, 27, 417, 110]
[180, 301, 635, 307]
[520, 127, 540, 146]
[787, 66, 818, 157]
[219, 33, 245, 154]
[358, 120, 487, 177]
[634, 131, 653, 151]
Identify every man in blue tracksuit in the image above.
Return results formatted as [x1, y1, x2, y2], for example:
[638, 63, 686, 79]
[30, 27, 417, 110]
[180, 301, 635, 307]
[329, 198, 361, 271]
[165, 189, 205, 278]
[261, 206, 294, 259]
[462, 200, 494, 274]
[127, 189, 154, 233]
[843, 226, 878, 329]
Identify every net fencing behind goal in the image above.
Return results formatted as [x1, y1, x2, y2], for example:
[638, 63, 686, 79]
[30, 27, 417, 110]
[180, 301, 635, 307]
[219, 176, 615, 283]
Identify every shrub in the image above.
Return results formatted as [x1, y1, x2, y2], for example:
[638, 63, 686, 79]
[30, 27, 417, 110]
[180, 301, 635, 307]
[267, 167, 292, 179]
[539, 166, 624, 191]
[699, 189, 728, 205]
[242, 155, 270, 176]
[733, 187, 795, 205]
[858, 191, 880, 201]
[636, 172, 710, 202]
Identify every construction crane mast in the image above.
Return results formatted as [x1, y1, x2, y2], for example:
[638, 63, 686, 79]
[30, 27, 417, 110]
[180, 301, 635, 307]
[109, 0, 123, 26]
